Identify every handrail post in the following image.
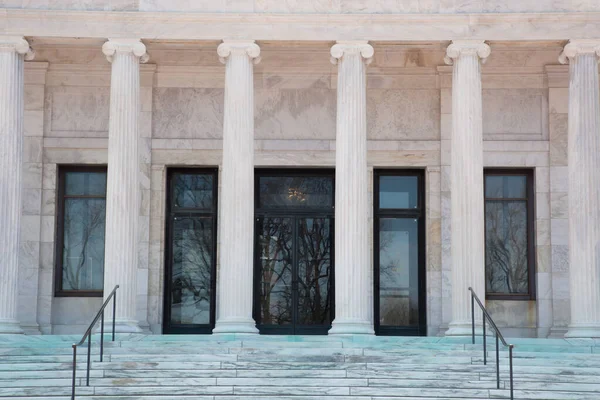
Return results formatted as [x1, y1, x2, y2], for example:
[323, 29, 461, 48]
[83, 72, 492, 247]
[100, 311, 104, 362]
[471, 290, 475, 345]
[86, 337, 91, 386]
[71, 344, 77, 400]
[509, 345, 514, 400]
[496, 333, 500, 389]
[482, 313, 487, 365]
[71, 285, 119, 400]
[112, 289, 117, 342]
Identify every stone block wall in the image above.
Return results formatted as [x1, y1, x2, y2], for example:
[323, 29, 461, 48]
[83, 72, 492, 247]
[17, 40, 574, 337]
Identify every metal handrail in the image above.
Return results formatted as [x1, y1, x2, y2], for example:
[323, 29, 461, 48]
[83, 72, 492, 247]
[469, 287, 514, 400]
[71, 285, 119, 400]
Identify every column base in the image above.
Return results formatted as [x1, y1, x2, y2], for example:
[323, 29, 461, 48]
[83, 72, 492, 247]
[548, 326, 568, 338]
[0, 319, 23, 334]
[565, 323, 600, 338]
[213, 318, 258, 334]
[328, 319, 374, 335]
[445, 321, 474, 337]
[106, 319, 143, 334]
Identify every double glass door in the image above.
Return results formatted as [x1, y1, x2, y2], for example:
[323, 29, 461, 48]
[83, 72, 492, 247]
[254, 171, 334, 334]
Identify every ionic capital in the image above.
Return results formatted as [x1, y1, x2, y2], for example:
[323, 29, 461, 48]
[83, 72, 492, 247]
[444, 40, 490, 65]
[0, 36, 34, 61]
[217, 40, 261, 65]
[330, 41, 374, 66]
[102, 39, 149, 64]
[559, 40, 600, 64]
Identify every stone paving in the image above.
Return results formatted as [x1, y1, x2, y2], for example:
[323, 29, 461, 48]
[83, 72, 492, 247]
[1, 334, 600, 399]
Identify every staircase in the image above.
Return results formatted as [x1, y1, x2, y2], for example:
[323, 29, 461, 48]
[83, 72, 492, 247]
[1, 334, 600, 399]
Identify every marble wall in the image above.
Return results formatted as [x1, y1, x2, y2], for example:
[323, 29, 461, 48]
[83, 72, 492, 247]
[17, 41, 572, 337]
[3, 0, 600, 13]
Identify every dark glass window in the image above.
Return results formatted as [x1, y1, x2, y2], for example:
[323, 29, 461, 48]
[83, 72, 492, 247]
[379, 176, 418, 209]
[164, 169, 218, 334]
[55, 166, 107, 296]
[258, 176, 333, 208]
[484, 170, 535, 300]
[374, 170, 426, 336]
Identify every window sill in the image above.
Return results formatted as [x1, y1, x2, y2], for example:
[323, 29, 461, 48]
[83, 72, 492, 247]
[55, 291, 104, 298]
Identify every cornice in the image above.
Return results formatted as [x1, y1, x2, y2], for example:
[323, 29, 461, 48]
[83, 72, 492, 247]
[4, 9, 600, 41]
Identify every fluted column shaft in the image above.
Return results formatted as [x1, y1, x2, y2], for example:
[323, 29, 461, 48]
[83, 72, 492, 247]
[560, 40, 600, 338]
[329, 41, 374, 335]
[101, 39, 148, 333]
[444, 40, 490, 336]
[213, 40, 260, 334]
[0, 37, 33, 334]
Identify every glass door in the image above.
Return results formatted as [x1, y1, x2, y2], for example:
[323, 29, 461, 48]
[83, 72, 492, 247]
[374, 170, 426, 335]
[254, 170, 334, 335]
[163, 169, 217, 334]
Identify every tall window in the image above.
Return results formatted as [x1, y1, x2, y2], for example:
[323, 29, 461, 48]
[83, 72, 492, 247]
[374, 170, 426, 336]
[55, 166, 107, 296]
[484, 169, 535, 300]
[164, 169, 218, 334]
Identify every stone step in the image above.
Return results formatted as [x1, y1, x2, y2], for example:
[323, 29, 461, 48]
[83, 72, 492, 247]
[2, 335, 599, 400]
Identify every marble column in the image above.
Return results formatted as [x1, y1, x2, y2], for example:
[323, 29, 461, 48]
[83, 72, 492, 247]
[444, 40, 490, 336]
[559, 40, 600, 338]
[329, 41, 374, 335]
[213, 40, 260, 334]
[0, 37, 33, 334]
[101, 39, 148, 333]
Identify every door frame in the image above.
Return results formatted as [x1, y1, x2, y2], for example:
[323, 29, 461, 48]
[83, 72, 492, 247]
[373, 169, 427, 336]
[253, 168, 335, 335]
[163, 167, 218, 334]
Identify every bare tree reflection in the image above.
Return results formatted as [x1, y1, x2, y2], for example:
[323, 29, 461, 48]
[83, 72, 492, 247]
[485, 201, 528, 294]
[256, 175, 334, 328]
[172, 218, 212, 318]
[63, 199, 106, 290]
[174, 175, 213, 209]
[259, 217, 293, 324]
[169, 173, 216, 325]
[297, 218, 331, 324]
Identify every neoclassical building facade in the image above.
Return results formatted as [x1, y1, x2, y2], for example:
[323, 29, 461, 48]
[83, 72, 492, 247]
[1, 2, 600, 339]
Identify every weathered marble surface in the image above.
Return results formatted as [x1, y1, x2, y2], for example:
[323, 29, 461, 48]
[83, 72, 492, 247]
[152, 88, 223, 139]
[256, 88, 336, 140]
[4, 0, 600, 12]
[45, 87, 110, 137]
[15, 39, 578, 338]
[482, 88, 546, 136]
[0, 0, 137, 10]
[368, 89, 440, 139]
